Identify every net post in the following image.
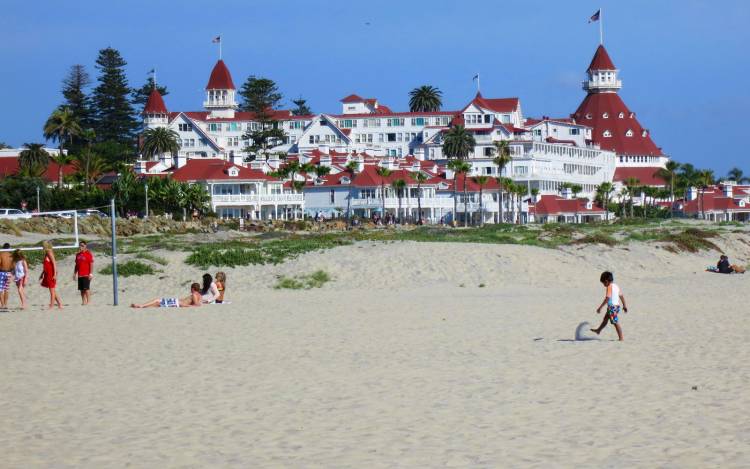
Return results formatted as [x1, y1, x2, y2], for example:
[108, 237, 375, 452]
[110, 198, 119, 306]
[73, 211, 79, 246]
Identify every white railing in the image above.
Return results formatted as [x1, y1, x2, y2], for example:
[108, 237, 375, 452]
[351, 197, 455, 209]
[212, 194, 304, 204]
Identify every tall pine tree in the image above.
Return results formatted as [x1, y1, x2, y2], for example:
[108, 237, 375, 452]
[62, 64, 93, 129]
[131, 76, 169, 112]
[239, 76, 286, 160]
[292, 97, 312, 116]
[91, 47, 138, 146]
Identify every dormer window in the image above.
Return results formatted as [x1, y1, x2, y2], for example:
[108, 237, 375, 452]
[603, 130, 612, 138]
[585, 113, 592, 120]
[602, 112, 609, 119]
[618, 112, 624, 118]
[340, 176, 351, 185]
[227, 166, 239, 177]
[629, 112, 635, 118]
[625, 129, 634, 137]
[642, 130, 648, 137]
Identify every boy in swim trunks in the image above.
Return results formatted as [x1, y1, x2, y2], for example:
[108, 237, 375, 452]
[591, 271, 628, 341]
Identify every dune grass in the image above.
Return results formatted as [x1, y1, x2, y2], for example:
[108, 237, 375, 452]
[274, 270, 332, 290]
[134, 251, 169, 265]
[99, 260, 157, 277]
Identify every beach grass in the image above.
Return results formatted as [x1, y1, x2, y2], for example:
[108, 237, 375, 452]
[274, 270, 332, 290]
[134, 251, 169, 265]
[99, 260, 157, 277]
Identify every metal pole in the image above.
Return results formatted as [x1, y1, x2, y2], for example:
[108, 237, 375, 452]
[36, 186, 40, 212]
[144, 182, 149, 219]
[110, 198, 118, 306]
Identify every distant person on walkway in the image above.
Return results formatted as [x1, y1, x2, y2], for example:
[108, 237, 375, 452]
[214, 271, 226, 304]
[130, 283, 202, 308]
[0, 243, 13, 309]
[12, 250, 29, 310]
[40, 241, 63, 309]
[200, 273, 220, 303]
[591, 271, 628, 341]
[74, 241, 94, 305]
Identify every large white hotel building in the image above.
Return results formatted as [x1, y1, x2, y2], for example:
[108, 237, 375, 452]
[139, 44, 669, 222]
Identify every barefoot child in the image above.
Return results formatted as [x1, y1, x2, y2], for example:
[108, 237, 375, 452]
[214, 271, 226, 304]
[591, 271, 628, 341]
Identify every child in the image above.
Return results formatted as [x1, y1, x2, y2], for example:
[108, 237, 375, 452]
[214, 271, 226, 304]
[130, 283, 202, 308]
[12, 250, 29, 310]
[591, 271, 628, 341]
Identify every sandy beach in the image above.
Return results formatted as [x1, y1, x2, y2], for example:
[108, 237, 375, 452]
[2, 235, 750, 468]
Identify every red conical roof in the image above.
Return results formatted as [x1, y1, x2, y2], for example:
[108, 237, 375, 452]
[206, 60, 236, 90]
[143, 88, 167, 114]
[587, 45, 616, 71]
[573, 93, 662, 156]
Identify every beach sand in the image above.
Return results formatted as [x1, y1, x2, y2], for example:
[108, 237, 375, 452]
[1, 236, 749, 467]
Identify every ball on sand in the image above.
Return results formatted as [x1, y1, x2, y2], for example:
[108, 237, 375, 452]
[575, 321, 598, 341]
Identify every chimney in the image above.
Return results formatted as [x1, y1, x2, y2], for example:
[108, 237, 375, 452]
[160, 152, 171, 168]
[267, 154, 280, 170]
[175, 153, 187, 168]
[229, 151, 243, 166]
[134, 160, 147, 174]
[445, 168, 455, 180]
[354, 155, 364, 173]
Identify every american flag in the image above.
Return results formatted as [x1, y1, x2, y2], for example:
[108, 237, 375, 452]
[589, 9, 601, 23]
[212, 36, 221, 43]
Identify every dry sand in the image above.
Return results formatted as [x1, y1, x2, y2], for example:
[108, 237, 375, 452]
[1, 235, 750, 468]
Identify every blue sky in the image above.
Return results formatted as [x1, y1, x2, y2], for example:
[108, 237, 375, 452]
[2, 0, 748, 174]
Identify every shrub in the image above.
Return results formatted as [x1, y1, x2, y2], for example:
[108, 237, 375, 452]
[99, 260, 156, 277]
[274, 270, 331, 290]
[135, 251, 168, 265]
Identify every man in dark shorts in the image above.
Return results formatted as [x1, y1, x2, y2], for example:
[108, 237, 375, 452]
[73, 241, 94, 305]
[0, 242, 12, 309]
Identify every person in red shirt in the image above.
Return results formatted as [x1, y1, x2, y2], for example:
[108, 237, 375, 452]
[73, 241, 94, 305]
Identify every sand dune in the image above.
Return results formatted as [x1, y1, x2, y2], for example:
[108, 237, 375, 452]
[1, 235, 749, 467]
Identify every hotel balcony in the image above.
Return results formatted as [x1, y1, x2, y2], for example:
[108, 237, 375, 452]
[211, 193, 304, 204]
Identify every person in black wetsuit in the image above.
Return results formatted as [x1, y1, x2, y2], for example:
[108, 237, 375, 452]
[717, 255, 734, 274]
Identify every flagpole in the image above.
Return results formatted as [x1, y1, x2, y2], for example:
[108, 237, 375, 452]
[599, 8, 604, 45]
[476, 73, 480, 93]
[219, 35, 222, 60]
[153, 67, 157, 86]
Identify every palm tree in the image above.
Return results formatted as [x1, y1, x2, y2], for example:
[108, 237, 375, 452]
[74, 152, 107, 188]
[596, 182, 615, 222]
[570, 184, 583, 223]
[18, 143, 50, 178]
[314, 165, 331, 179]
[697, 169, 715, 220]
[411, 171, 428, 224]
[449, 160, 471, 227]
[408, 85, 442, 112]
[624, 177, 641, 219]
[472, 175, 489, 226]
[499, 177, 514, 224]
[282, 160, 302, 192]
[391, 179, 407, 223]
[493, 140, 511, 223]
[111, 169, 138, 216]
[344, 161, 358, 225]
[656, 160, 680, 218]
[375, 167, 392, 218]
[141, 127, 180, 162]
[727, 167, 748, 183]
[442, 125, 476, 161]
[43, 107, 82, 187]
[183, 183, 210, 213]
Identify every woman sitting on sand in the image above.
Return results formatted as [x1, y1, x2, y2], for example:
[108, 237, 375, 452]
[712, 255, 746, 274]
[200, 273, 220, 303]
[131, 283, 202, 308]
[214, 272, 226, 304]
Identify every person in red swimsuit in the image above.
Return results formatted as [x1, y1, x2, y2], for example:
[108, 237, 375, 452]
[39, 241, 63, 309]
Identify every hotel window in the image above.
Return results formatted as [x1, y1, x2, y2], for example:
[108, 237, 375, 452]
[602, 113, 609, 119]
[533, 129, 542, 136]
[642, 130, 648, 137]
[484, 114, 492, 124]
[178, 123, 192, 132]
[330, 190, 335, 204]
[501, 114, 511, 123]
[209, 123, 220, 132]
[411, 117, 426, 126]
[569, 128, 580, 135]
[603, 130, 612, 138]
[387, 133, 397, 142]
[387, 118, 404, 127]
[484, 147, 493, 157]
[379, 133, 385, 143]
[625, 129, 633, 137]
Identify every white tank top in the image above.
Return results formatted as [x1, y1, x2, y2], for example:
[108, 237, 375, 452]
[14, 260, 25, 278]
[607, 283, 621, 306]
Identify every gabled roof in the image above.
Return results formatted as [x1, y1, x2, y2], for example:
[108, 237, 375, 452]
[613, 166, 665, 186]
[468, 92, 520, 113]
[171, 159, 275, 182]
[588, 45, 617, 72]
[168, 110, 295, 123]
[340, 94, 365, 103]
[144, 88, 168, 114]
[206, 60, 236, 90]
[681, 188, 750, 214]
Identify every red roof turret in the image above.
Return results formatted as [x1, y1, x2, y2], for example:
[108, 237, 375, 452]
[205, 60, 236, 90]
[587, 45, 616, 71]
[143, 88, 168, 114]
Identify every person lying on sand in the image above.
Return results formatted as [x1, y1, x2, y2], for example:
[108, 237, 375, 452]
[131, 283, 202, 308]
[591, 271, 628, 341]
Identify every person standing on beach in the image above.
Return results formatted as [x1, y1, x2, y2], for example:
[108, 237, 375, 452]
[40, 241, 63, 309]
[591, 271, 628, 341]
[0, 243, 13, 309]
[13, 250, 29, 310]
[73, 241, 94, 305]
